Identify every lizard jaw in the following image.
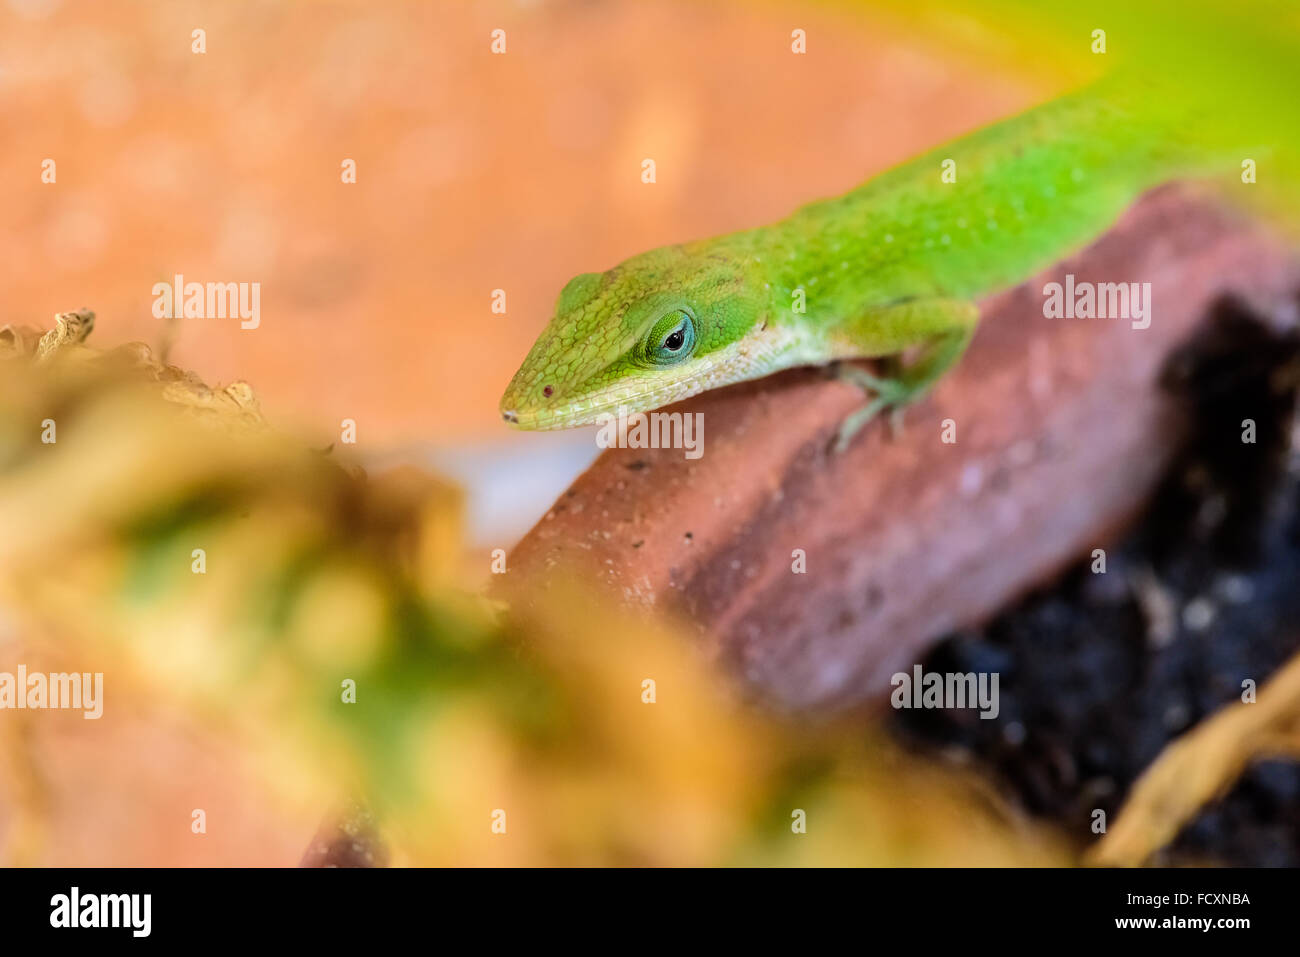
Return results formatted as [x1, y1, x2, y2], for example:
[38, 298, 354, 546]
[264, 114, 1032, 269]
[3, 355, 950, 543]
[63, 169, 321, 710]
[501, 324, 809, 431]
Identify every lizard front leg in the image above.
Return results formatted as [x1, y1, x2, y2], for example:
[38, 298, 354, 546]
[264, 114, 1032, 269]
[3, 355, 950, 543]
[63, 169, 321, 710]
[829, 298, 980, 452]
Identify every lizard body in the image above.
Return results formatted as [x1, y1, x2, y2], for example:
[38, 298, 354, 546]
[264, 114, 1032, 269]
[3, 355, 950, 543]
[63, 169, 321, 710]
[500, 78, 1226, 443]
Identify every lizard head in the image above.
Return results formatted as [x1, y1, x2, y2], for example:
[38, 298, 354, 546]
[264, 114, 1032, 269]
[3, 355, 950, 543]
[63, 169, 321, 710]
[500, 245, 770, 430]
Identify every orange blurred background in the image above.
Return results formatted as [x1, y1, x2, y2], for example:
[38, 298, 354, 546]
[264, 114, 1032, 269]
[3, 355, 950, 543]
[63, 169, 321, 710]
[1, 0, 1041, 539]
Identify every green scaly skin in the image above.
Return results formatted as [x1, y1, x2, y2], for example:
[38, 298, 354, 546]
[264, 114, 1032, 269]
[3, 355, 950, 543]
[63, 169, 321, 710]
[500, 78, 1224, 442]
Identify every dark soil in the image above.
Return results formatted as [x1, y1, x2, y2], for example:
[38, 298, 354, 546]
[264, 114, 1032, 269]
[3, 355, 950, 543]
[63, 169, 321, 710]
[892, 297, 1300, 866]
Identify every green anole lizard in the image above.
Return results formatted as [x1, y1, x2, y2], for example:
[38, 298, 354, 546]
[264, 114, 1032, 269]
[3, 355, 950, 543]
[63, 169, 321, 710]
[500, 78, 1231, 450]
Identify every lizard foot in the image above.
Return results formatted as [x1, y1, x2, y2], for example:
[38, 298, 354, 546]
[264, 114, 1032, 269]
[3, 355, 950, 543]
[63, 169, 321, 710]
[831, 365, 914, 453]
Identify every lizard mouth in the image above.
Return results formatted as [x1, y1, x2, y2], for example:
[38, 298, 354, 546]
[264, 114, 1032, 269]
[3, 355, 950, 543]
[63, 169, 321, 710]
[500, 324, 796, 430]
[500, 379, 713, 431]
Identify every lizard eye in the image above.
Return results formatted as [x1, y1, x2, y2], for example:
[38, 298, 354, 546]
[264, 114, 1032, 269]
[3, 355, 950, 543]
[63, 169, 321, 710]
[644, 309, 696, 366]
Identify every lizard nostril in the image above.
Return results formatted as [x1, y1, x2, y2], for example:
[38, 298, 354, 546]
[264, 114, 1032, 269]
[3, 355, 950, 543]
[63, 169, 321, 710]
[502, 410, 518, 423]
[542, 385, 554, 398]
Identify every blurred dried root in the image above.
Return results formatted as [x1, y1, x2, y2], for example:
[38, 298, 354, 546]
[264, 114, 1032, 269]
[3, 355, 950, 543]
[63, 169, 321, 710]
[0, 314, 1067, 865]
[1091, 647, 1300, 866]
